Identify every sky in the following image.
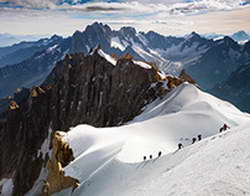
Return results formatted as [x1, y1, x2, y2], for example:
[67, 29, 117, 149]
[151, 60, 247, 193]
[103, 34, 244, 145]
[0, 0, 250, 37]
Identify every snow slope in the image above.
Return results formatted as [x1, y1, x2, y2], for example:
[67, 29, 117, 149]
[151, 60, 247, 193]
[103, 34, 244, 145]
[53, 83, 250, 196]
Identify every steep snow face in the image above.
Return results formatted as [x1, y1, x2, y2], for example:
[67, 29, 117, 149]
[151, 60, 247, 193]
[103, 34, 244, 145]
[110, 37, 126, 51]
[97, 49, 117, 66]
[52, 83, 250, 196]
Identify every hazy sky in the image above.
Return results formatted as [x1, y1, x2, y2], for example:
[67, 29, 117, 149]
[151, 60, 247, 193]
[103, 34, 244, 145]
[0, 0, 250, 36]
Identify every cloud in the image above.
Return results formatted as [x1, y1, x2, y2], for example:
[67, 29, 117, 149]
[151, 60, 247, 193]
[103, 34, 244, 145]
[84, 5, 125, 11]
[0, 0, 58, 9]
[0, 0, 249, 37]
[0, 0, 248, 12]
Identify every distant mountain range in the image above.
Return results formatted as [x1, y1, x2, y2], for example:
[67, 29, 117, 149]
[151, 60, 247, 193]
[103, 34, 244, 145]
[0, 22, 250, 112]
[203, 30, 250, 43]
[0, 33, 47, 47]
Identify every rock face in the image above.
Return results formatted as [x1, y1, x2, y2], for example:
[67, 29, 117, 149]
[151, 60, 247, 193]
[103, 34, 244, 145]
[44, 131, 79, 196]
[0, 50, 170, 195]
[211, 63, 250, 112]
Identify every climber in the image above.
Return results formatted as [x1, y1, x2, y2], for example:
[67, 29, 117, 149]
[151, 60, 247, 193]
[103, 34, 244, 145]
[143, 156, 147, 161]
[158, 151, 162, 157]
[198, 134, 202, 141]
[219, 123, 230, 132]
[223, 123, 230, 131]
[178, 143, 183, 150]
[149, 155, 153, 159]
[192, 137, 196, 144]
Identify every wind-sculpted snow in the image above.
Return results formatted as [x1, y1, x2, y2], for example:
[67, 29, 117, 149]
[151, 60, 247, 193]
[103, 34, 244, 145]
[53, 83, 250, 195]
[61, 122, 250, 196]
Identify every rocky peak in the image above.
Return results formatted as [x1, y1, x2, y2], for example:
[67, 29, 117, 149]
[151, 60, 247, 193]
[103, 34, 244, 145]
[231, 30, 250, 41]
[120, 26, 137, 37]
[50, 34, 63, 41]
[85, 22, 112, 35]
[222, 36, 237, 46]
[185, 32, 202, 42]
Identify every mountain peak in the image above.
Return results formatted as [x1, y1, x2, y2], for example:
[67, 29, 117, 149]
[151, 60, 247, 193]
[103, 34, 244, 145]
[50, 34, 63, 41]
[187, 31, 201, 39]
[223, 36, 236, 44]
[120, 26, 137, 35]
[85, 22, 112, 35]
[231, 30, 250, 42]
[233, 30, 248, 36]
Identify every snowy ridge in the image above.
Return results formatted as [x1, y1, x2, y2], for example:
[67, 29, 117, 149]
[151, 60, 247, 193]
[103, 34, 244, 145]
[110, 37, 126, 51]
[97, 49, 117, 66]
[52, 83, 250, 196]
[133, 60, 152, 69]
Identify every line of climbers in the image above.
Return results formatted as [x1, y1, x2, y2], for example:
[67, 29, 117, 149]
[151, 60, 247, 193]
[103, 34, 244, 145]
[178, 123, 230, 150]
[143, 151, 162, 161]
[142, 124, 230, 161]
[178, 134, 202, 150]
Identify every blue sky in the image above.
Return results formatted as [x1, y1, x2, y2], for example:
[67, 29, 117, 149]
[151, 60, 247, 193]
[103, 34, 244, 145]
[0, 0, 250, 36]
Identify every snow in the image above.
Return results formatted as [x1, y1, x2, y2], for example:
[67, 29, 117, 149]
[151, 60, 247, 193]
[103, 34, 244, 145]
[1, 179, 13, 196]
[97, 49, 117, 66]
[37, 128, 52, 159]
[155, 41, 209, 70]
[157, 71, 166, 79]
[133, 60, 152, 69]
[111, 37, 126, 51]
[72, 123, 250, 196]
[63, 125, 126, 183]
[46, 44, 58, 52]
[52, 83, 250, 196]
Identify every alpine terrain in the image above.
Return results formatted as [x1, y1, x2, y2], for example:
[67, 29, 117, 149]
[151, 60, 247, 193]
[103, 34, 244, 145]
[0, 22, 250, 196]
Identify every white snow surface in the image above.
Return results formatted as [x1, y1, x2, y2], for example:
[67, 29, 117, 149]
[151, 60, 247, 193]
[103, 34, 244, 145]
[97, 49, 117, 66]
[1, 179, 14, 196]
[110, 37, 126, 51]
[133, 60, 152, 69]
[53, 83, 250, 196]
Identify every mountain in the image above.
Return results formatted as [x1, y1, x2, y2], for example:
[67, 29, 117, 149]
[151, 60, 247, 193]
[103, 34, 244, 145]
[0, 33, 46, 47]
[1, 22, 250, 99]
[0, 36, 71, 98]
[0, 35, 64, 67]
[0, 33, 20, 47]
[1, 49, 185, 195]
[231, 31, 250, 43]
[203, 31, 250, 43]
[185, 36, 250, 89]
[211, 61, 250, 112]
[202, 33, 225, 40]
[28, 83, 250, 195]
[0, 40, 249, 195]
